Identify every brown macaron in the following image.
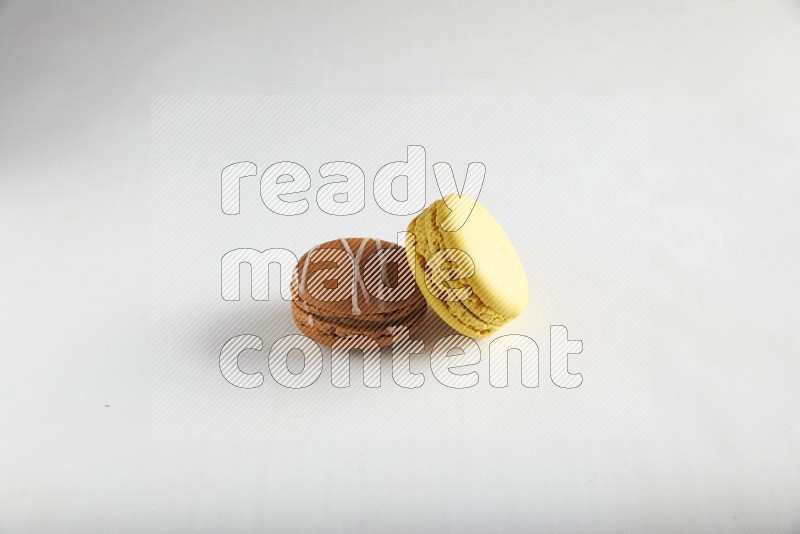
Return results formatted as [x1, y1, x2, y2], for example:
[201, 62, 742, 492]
[291, 238, 427, 347]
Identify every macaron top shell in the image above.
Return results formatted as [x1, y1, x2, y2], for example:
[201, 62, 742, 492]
[435, 195, 528, 319]
[292, 237, 424, 320]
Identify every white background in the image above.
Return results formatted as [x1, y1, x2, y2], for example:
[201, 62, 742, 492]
[150, 95, 650, 440]
[1, 1, 799, 532]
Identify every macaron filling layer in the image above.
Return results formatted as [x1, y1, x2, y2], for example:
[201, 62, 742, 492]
[293, 302, 426, 330]
[292, 301, 426, 344]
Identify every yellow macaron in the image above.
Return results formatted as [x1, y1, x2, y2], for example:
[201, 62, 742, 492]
[406, 194, 528, 338]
